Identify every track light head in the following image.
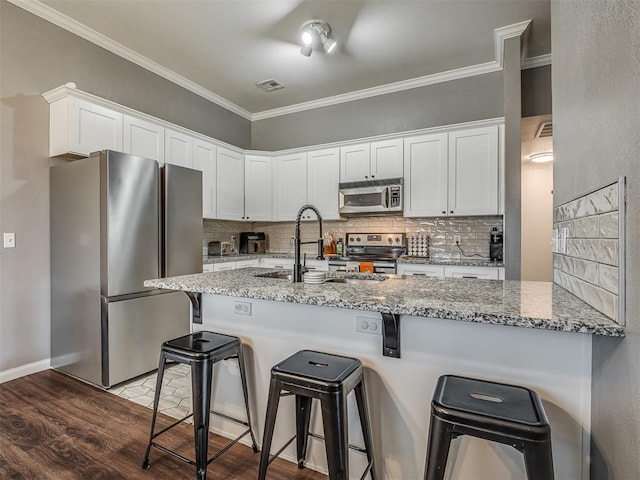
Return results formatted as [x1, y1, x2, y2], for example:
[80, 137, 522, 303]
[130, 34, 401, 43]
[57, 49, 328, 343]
[299, 20, 337, 57]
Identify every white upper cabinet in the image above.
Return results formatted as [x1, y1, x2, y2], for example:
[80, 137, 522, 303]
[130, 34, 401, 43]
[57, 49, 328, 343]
[403, 133, 448, 217]
[274, 152, 308, 221]
[244, 155, 272, 221]
[216, 147, 245, 220]
[370, 139, 404, 180]
[447, 126, 499, 216]
[340, 139, 403, 182]
[49, 96, 123, 157]
[404, 126, 499, 217]
[164, 128, 193, 168]
[339, 143, 371, 182]
[192, 139, 217, 219]
[123, 115, 164, 162]
[307, 148, 340, 220]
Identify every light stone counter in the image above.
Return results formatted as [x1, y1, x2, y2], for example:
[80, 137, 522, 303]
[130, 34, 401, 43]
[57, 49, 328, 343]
[145, 268, 623, 337]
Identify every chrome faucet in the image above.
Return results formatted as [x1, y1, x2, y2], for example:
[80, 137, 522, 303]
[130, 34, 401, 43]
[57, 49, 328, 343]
[293, 204, 324, 282]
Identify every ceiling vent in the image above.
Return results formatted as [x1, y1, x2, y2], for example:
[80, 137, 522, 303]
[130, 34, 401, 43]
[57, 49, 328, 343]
[255, 78, 285, 92]
[535, 121, 553, 138]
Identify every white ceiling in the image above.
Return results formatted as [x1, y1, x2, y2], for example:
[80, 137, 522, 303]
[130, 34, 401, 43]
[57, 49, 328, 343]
[24, 0, 550, 118]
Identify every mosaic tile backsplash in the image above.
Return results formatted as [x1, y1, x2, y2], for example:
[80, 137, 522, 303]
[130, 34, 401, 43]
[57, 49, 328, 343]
[553, 181, 624, 323]
[204, 216, 503, 261]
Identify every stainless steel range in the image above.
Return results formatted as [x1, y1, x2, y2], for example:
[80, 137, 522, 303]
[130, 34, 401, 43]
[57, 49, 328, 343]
[328, 233, 406, 274]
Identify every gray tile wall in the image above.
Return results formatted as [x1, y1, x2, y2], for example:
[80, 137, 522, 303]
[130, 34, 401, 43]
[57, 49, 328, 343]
[204, 216, 503, 260]
[553, 181, 622, 322]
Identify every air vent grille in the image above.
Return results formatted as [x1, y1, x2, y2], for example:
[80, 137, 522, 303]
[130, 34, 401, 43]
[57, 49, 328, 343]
[255, 78, 285, 92]
[535, 121, 553, 138]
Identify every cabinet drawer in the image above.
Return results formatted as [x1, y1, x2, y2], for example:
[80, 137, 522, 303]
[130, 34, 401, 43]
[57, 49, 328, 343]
[444, 266, 501, 280]
[397, 264, 445, 277]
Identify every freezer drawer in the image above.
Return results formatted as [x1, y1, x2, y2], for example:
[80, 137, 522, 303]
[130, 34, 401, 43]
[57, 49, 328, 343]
[104, 291, 189, 387]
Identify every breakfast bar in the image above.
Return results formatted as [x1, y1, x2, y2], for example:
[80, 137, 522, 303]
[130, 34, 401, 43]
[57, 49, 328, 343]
[145, 269, 623, 479]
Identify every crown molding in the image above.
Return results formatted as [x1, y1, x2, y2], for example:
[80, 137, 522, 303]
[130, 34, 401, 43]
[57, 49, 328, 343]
[15, 1, 545, 121]
[522, 54, 552, 70]
[8, 0, 252, 120]
[252, 61, 502, 120]
[493, 20, 532, 67]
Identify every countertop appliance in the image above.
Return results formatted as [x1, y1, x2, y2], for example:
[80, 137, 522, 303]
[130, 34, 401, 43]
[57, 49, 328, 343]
[50, 150, 202, 388]
[239, 232, 266, 254]
[328, 233, 406, 274]
[220, 241, 236, 255]
[339, 178, 403, 215]
[208, 241, 222, 256]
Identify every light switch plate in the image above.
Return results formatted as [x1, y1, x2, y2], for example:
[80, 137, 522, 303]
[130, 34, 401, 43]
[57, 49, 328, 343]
[3, 233, 15, 248]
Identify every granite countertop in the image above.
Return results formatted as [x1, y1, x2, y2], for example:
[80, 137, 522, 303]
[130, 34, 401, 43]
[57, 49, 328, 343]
[203, 253, 504, 268]
[145, 268, 623, 337]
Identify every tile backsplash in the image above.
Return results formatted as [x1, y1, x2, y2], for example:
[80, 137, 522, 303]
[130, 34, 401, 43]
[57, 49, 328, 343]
[204, 216, 503, 261]
[553, 180, 625, 324]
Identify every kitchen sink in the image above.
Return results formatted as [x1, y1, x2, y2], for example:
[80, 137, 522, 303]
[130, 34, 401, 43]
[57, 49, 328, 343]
[254, 271, 292, 280]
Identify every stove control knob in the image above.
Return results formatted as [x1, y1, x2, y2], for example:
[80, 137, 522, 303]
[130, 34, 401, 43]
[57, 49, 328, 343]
[395, 237, 401, 243]
[387, 237, 393, 244]
[349, 237, 354, 242]
[356, 237, 361, 242]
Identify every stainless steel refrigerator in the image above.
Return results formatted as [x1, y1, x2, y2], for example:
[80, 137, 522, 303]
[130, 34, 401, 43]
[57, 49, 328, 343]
[50, 150, 202, 388]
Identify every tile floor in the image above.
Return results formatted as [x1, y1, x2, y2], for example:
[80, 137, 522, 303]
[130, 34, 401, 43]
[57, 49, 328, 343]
[108, 364, 194, 422]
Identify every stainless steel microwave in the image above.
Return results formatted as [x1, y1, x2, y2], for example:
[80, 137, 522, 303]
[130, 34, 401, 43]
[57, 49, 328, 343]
[339, 178, 403, 215]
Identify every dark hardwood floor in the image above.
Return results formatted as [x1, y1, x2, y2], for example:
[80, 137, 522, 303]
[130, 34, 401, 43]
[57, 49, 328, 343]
[0, 369, 325, 479]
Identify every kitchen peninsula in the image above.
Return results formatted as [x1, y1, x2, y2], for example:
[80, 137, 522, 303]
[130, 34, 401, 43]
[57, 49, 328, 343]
[145, 269, 622, 479]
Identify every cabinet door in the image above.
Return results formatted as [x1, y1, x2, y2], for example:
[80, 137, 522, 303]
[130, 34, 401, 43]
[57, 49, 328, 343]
[274, 152, 308, 221]
[202, 264, 214, 273]
[193, 139, 217, 219]
[370, 139, 403, 180]
[68, 97, 123, 156]
[339, 143, 371, 182]
[123, 115, 164, 162]
[213, 262, 236, 272]
[216, 147, 245, 220]
[307, 148, 340, 221]
[260, 258, 294, 269]
[444, 266, 501, 280]
[165, 128, 193, 168]
[448, 126, 499, 216]
[403, 133, 448, 217]
[397, 264, 445, 277]
[244, 155, 272, 221]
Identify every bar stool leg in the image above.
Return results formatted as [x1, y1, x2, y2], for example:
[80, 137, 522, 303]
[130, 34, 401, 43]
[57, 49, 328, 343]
[235, 347, 259, 452]
[141, 352, 167, 469]
[321, 392, 349, 480]
[523, 441, 555, 480]
[258, 378, 282, 480]
[295, 395, 313, 468]
[354, 381, 376, 479]
[424, 415, 454, 480]
[191, 359, 215, 480]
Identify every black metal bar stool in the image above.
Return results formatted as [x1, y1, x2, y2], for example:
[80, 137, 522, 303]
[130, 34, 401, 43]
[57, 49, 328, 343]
[258, 350, 376, 480]
[141, 331, 258, 480]
[424, 374, 554, 480]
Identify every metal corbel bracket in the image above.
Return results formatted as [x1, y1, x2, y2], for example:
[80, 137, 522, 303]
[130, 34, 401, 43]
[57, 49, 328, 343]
[381, 312, 401, 358]
[185, 292, 202, 324]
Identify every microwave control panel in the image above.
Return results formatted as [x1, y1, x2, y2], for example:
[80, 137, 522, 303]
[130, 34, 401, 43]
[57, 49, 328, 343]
[389, 186, 401, 207]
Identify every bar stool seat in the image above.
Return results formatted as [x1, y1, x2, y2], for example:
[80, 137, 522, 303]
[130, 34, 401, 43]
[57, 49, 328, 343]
[141, 331, 258, 480]
[424, 374, 554, 480]
[258, 350, 376, 480]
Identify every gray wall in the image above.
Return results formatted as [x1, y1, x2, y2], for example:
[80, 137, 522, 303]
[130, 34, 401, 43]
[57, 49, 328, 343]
[0, 1, 249, 373]
[550, 0, 640, 477]
[521, 65, 552, 117]
[503, 36, 522, 280]
[251, 72, 504, 150]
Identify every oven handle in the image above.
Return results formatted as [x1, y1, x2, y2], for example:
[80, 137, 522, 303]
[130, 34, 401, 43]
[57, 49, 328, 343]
[384, 187, 390, 208]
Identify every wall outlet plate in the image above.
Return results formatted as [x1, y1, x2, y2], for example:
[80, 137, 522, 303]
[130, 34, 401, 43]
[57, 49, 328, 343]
[356, 316, 381, 335]
[234, 301, 252, 316]
[454, 235, 461, 245]
[3, 232, 15, 248]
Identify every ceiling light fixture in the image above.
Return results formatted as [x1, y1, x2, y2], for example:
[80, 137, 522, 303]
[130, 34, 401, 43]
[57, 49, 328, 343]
[530, 152, 554, 163]
[299, 20, 337, 57]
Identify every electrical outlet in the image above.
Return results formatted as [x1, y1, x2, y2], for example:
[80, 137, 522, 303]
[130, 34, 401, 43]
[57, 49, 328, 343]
[356, 316, 381, 335]
[234, 301, 252, 316]
[454, 235, 461, 245]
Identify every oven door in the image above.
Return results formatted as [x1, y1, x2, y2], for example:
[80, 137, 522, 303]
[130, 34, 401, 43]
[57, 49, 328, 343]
[339, 185, 389, 214]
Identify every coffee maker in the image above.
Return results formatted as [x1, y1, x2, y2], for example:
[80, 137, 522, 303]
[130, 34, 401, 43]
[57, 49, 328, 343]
[239, 232, 266, 254]
[490, 227, 503, 262]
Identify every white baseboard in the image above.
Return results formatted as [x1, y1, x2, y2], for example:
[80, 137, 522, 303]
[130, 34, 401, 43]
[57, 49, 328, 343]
[0, 358, 51, 384]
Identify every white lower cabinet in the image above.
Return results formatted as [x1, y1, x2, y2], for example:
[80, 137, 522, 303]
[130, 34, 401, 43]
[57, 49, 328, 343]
[260, 258, 294, 269]
[235, 259, 260, 269]
[397, 264, 445, 277]
[213, 262, 236, 272]
[203, 264, 214, 273]
[397, 263, 504, 279]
